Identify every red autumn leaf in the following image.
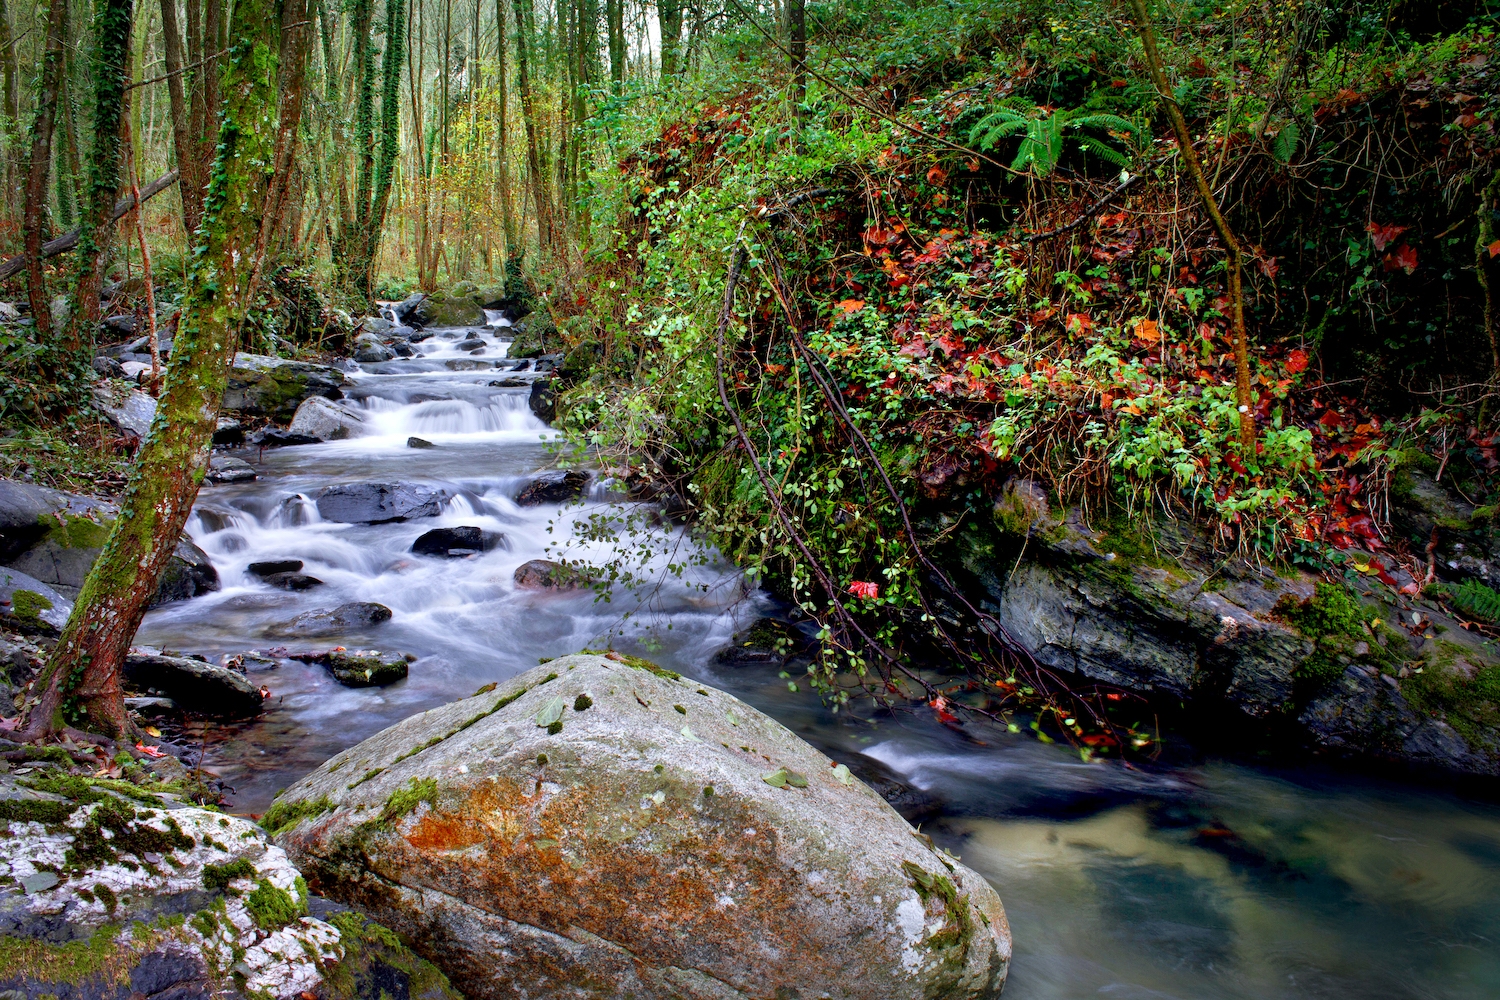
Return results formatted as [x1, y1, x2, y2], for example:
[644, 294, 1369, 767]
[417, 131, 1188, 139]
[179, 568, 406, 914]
[1488, 240, 1500, 258]
[1224, 452, 1249, 475]
[932, 334, 967, 356]
[835, 299, 866, 314]
[929, 696, 959, 725]
[1384, 243, 1419, 274]
[1366, 221, 1408, 251]
[1257, 255, 1279, 279]
[1066, 312, 1094, 335]
[136, 742, 167, 759]
[899, 338, 930, 358]
[1285, 349, 1309, 374]
[1319, 409, 1345, 428]
[889, 272, 911, 289]
[926, 165, 948, 186]
[848, 581, 879, 600]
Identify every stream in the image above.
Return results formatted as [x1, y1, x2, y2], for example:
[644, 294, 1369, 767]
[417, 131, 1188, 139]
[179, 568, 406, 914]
[135, 318, 1500, 1000]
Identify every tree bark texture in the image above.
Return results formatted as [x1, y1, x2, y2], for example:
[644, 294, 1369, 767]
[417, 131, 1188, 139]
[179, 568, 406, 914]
[1127, 0, 1255, 450]
[159, 0, 203, 234]
[1479, 172, 1500, 376]
[65, 0, 136, 359]
[659, 0, 683, 78]
[21, 0, 69, 344]
[513, 0, 556, 257]
[787, 0, 805, 110]
[22, 0, 298, 741]
[606, 0, 623, 92]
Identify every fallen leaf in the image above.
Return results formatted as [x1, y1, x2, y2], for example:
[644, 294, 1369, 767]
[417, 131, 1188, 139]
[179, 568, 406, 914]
[136, 742, 167, 759]
[831, 763, 854, 785]
[1285, 348, 1309, 374]
[1134, 318, 1161, 343]
[1489, 240, 1500, 258]
[836, 299, 865, 314]
[763, 768, 789, 788]
[1384, 243, 1419, 274]
[535, 697, 565, 727]
[848, 581, 879, 599]
[1366, 221, 1408, 251]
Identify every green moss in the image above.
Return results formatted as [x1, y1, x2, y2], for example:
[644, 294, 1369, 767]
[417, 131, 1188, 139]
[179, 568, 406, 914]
[40, 512, 112, 551]
[901, 860, 974, 958]
[202, 857, 256, 893]
[259, 795, 335, 835]
[381, 777, 437, 823]
[0, 798, 78, 825]
[573, 693, 593, 711]
[1276, 582, 1401, 694]
[583, 649, 681, 680]
[322, 911, 463, 1000]
[245, 878, 303, 930]
[10, 588, 53, 623]
[66, 800, 194, 872]
[1284, 582, 1373, 640]
[93, 882, 118, 915]
[1401, 641, 1500, 751]
[0, 924, 134, 987]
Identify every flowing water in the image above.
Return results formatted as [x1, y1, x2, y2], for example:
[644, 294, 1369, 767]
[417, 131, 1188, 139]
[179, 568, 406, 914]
[137, 317, 1500, 1000]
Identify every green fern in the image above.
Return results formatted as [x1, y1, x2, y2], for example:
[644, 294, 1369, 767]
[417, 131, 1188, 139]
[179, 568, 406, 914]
[1447, 579, 1500, 623]
[968, 102, 1141, 177]
[1271, 121, 1301, 165]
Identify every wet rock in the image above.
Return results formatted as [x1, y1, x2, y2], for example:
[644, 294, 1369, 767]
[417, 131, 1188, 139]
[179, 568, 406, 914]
[391, 292, 427, 324]
[92, 355, 127, 379]
[0, 480, 111, 561]
[407, 437, 435, 449]
[532, 352, 563, 373]
[843, 753, 946, 825]
[527, 377, 555, 423]
[354, 343, 396, 363]
[249, 559, 304, 577]
[513, 559, 592, 591]
[207, 455, 257, 484]
[270, 602, 394, 638]
[150, 537, 221, 607]
[0, 777, 347, 1000]
[411, 291, 485, 328]
[487, 377, 528, 388]
[0, 567, 73, 633]
[91, 382, 157, 438]
[101, 313, 137, 336]
[513, 470, 588, 506]
[713, 617, 813, 667]
[125, 695, 179, 716]
[505, 314, 559, 358]
[361, 316, 396, 336]
[224, 353, 346, 422]
[123, 650, 264, 717]
[315, 483, 456, 523]
[289, 648, 410, 687]
[251, 428, 323, 448]
[391, 340, 415, 358]
[410, 526, 501, 558]
[454, 338, 486, 351]
[273, 653, 1011, 1000]
[2, 483, 217, 605]
[288, 396, 368, 441]
[213, 417, 245, 446]
[263, 572, 324, 591]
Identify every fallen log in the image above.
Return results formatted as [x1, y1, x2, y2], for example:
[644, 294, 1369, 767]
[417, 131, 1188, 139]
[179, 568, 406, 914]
[0, 169, 179, 282]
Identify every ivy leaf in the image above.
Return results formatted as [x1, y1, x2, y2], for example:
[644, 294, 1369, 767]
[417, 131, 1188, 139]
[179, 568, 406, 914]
[535, 697, 565, 728]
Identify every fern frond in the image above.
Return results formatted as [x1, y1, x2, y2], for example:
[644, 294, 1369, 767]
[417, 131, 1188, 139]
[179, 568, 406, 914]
[1448, 579, 1500, 623]
[1075, 135, 1130, 167]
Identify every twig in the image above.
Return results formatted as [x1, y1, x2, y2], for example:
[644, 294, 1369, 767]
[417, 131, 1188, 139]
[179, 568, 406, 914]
[0, 170, 179, 280]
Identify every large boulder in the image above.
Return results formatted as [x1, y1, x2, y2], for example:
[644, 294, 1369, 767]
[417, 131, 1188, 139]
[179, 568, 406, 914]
[91, 382, 157, 438]
[411, 291, 485, 328]
[288, 396, 368, 441]
[0, 773, 460, 1000]
[0, 482, 218, 605]
[123, 649, 265, 717]
[223, 353, 346, 422]
[0, 567, 74, 633]
[409, 525, 502, 558]
[315, 483, 456, 523]
[272, 653, 1011, 1000]
[512, 558, 591, 591]
[527, 377, 555, 423]
[268, 602, 394, 639]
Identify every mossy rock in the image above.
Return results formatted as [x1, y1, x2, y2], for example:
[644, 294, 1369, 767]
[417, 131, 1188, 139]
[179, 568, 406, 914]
[412, 292, 485, 328]
[321, 910, 464, 1000]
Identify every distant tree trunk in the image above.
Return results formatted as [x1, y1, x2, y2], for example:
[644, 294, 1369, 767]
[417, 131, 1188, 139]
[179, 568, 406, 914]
[659, 0, 682, 78]
[199, 0, 222, 173]
[787, 0, 805, 111]
[21, 0, 68, 343]
[329, 0, 407, 306]
[64, 0, 135, 359]
[495, 0, 517, 258]
[512, 0, 555, 255]
[20, 0, 304, 742]
[159, 0, 203, 234]
[0, 0, 18, 208]
[1479, 172, 1500, 376]
[605, 0, 623, 92]
[1127, 0, 1255, 450]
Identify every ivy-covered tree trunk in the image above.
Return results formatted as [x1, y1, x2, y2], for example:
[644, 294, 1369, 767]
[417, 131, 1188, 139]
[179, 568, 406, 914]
[19, 0, 300, 742]
[63, 0, 135, 359]
[21, 0, 68, 343]
[329, 0, 407, 309]
[659, 0, 683, 78]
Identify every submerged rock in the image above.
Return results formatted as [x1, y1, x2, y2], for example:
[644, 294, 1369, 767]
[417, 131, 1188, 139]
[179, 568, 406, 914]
[527, 377, 555, 423]
[269, 602, 394, 638]
[513, 469, 588, 506]
[316, 483, 456, 524]
[272, 653, 1010, 1000]
[289, 649, 410, 687]
[288, 396, 368, 441]
[123, 650, 265, 718]
[512, 559, 592, 591]
[262, 571, 323, 591]
[407, 436, 436, 449]
[248, 559, 304, 577]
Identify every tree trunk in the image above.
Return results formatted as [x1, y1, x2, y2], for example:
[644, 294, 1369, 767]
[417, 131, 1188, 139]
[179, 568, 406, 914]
[495, 0, 517, 258]
[21, 0, 68, 343]
[199, 0, 221, 173]
[787, 0, 805, 111]
[512, 0, 554, 256]
[659, 0, 682, 78]
[0, 0, 18, 210]
[1479, 172, 1500, 376]
[160, 0, 203, 234]
[20, 0, 303, 742]
[64, 0, 135, 359]
[605, 0, 623, 93]
[1127, 0, 1255, 451]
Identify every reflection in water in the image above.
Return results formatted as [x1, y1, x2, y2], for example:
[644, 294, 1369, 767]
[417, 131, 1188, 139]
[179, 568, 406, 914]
[138, 322, 1500, 999]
